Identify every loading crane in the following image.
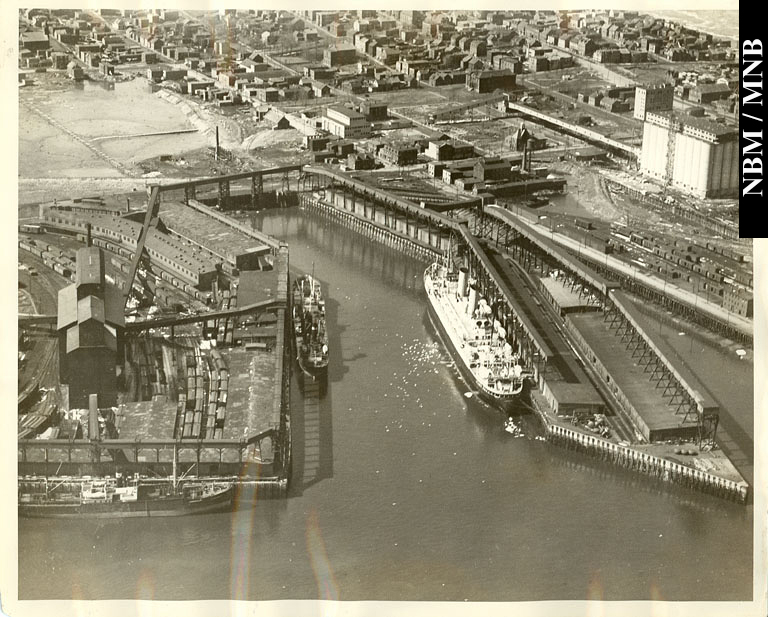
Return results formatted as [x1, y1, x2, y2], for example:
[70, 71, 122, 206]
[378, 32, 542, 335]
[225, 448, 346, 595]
[123, 185, 161, 311]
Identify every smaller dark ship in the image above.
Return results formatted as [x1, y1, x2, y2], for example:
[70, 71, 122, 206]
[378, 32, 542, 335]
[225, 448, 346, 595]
[292, 274, 329, 381]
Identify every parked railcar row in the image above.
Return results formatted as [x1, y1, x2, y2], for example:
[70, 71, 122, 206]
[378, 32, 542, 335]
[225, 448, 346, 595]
[19, 237, 75, 282]
[176, 344, 228, 440]
[128, 337, 171, 401]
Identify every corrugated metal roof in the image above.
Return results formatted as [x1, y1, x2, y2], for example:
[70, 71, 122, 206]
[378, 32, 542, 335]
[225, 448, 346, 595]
[104, 285, 125, 328]
[75, 246, 104, 287]
[66, 324, 80, 353]
[239, 270, 279, 307]
[78, 295, 105, 324]
[57, 285, 78, 331]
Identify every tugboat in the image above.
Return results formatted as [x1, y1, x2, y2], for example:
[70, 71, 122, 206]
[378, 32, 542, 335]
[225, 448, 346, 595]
[424, 251, 532, 418]
[292, 272, 329, 382]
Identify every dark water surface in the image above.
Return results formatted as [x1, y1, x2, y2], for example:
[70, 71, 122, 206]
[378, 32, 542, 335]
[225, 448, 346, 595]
[18, 208, 753, 602]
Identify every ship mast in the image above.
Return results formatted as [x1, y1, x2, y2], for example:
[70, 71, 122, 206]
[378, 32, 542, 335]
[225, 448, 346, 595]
[172, 442, 178, 492]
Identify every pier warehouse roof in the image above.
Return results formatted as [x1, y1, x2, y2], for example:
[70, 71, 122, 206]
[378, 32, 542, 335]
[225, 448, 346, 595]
[157, 201, 273, 273]
[43, 209, 220, 290]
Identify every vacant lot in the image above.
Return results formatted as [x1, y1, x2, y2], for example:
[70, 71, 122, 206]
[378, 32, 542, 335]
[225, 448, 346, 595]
[525, 67, 614, 96]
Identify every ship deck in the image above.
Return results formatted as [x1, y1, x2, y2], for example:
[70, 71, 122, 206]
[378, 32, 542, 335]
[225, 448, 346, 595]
[425, 266, 523, 397]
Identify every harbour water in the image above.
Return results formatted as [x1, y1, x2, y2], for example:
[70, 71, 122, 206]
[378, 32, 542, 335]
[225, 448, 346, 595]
[18, 208, 753, 602]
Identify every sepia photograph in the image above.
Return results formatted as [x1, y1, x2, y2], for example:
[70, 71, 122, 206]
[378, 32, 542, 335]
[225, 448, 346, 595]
[4, 3, 765, 616]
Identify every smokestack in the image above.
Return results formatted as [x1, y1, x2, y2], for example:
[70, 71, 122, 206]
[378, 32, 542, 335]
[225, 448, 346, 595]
[86, 223, 92, 247]
[89, 394, 100, 441]
[467, 284, 478, 316]
[458, 267, 468, 297]
[215, 126, 220, 161]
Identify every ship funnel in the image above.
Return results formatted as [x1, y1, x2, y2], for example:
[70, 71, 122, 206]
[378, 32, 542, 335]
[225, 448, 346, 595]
[458, 267, 468, 297]
[467, 284, 478, 316]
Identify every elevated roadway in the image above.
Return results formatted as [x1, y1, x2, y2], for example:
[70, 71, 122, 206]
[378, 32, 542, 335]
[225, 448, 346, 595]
[485, 205, 752, 342]
[484, 205, 617, 297]
[155, 165, 303, 192]
[505, 101, 641, 159]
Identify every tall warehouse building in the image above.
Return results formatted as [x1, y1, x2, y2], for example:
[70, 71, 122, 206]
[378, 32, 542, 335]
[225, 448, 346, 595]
[639, 111, 738, 199]
[633, 84, 673, 120]
[57, 245, 124, 409]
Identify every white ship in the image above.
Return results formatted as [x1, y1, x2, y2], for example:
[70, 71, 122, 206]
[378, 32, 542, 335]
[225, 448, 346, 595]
[424, 257, 531, 413]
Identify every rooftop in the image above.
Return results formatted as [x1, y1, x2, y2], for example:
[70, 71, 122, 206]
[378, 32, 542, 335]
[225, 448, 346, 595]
[695, 82, 732, 93]
[159, 201, 271, 265]
[21, 31, 49, 42]
[648, 111, 737, 138]
[238, 270, 279, 307]
[326, 105, 365, 120]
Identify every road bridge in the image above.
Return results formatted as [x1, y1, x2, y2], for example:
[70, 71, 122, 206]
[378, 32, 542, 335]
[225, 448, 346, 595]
[153, 165, 303, 211]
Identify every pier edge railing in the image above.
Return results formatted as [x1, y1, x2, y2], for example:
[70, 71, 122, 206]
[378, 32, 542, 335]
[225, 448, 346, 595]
[544, 422, 748, 504]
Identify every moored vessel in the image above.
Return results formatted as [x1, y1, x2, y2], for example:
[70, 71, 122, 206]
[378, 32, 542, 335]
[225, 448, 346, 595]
[424, 256, 532, 416]
[18, 476, 235, 518]
[292, 273, 329, 381]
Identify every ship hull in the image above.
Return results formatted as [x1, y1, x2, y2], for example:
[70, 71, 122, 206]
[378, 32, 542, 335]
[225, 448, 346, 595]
[292, 274, 329, 384]
[19, 486, 235, 519]
[296, 356, 328, 382]
[424, 270, 529, 417]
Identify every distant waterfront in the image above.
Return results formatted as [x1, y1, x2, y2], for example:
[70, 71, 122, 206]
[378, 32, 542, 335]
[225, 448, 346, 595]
[645, 10, 738, 41]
